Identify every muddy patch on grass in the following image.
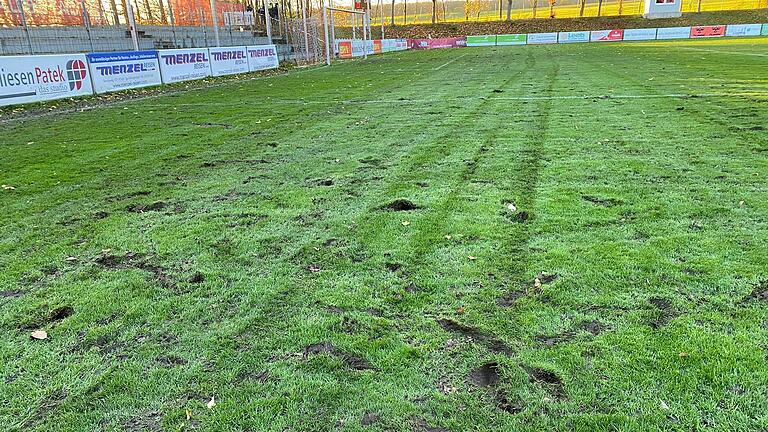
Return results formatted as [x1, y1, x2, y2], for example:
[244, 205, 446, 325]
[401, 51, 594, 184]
[195, 122, 233, 129]
[189, 272, 205, 284]
[524, 367, 566, 400]
[126, 201, 167, 213]
[381, 199, 419, 211]
[437, 318, 514, 355]
[579, 320, 604, 335]
[743, 280, 768, 302]
[49, 305, 74, 322]
[497, 290, 526, 307]
[411, 418, 449, 432]
[649, 297, 679, 329]
[469, 362, 500, 387]
[1, 289, 24, 298]
[122, 410, 162, 432]
[94, 251, 174, 289]
[385, 262, 402, 272]
[155, 354, 187, 368]
[535, 331, 576, 346]
[582, 195, 622, 207]
[361, 412, 379, 426]
[201, 158, 268, 168]
[304, 343, 374, 370]
[93, 211, 109, 220]
[20, 388, 68, 430]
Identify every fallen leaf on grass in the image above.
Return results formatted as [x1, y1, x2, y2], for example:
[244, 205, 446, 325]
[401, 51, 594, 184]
[444, 235, 452, 240]
[186, 410, 192, 420]
[534, 278, 542, 289]
[660, 400, 669, 410]
[456, 306, 465, 314]
[401, 221, 410, 226]
[506, 202, 517, 212]
[467, 256, 476, 261]
[30, 330, 48, 340]
[207, 397, 216, 409]
[2, 185, 16, 190]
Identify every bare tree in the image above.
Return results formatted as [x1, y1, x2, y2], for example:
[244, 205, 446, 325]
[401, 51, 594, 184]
[391, 0, 395, 25]
[529, 0, 537, 18]
[578, 0, 585, 16]
[548, 0, 555, 18]
[431, 0, 436, 23]
[506, 0, 512, 20]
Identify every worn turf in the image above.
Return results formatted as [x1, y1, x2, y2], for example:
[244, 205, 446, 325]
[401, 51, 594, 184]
[1, 37, 768, 432]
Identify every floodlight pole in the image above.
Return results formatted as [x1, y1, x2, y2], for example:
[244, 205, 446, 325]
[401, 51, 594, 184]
[263, 0, 272, 42]
[323, 6, 331, 65]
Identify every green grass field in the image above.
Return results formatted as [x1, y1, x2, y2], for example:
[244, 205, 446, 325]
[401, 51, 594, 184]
[2, 37, 768, 432]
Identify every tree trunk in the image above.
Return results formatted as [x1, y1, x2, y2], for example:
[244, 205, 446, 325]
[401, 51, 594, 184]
[506, 0, 511, 20]
[431, 0, 436, 23]
[403, 0, 406, 24]
[597, 0, 602, 16]
[391, 0, 394, 25]
[579, 0, 585, 17]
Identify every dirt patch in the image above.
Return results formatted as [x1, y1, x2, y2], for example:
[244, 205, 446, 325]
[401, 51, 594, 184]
[189, 272, 205, 284]
[315, 178, 334, 186]
[122, 410, 162, 432]
[743, 280, 768, 302]
[93, 211, 109, 220]
[20, 388, 68, 430]
[361, 412, 379, 426]
[535, 272, 559, 285]
[497, 290, 526, 307]
[524, 367, 567, 400]
[195, 122, 233, 129]
[382, 199, 420, 211]
[437, 318, 514, 356]
[156, 354, 187, 368]
[49, 305, 74, 322]
[304, 342, 374, 370]
[412, 419, 450, 432]
[649, 297, 679, 329]
[512, 211, 530, 223]
[385, 262, 402, 272]
[579, 320, 604, 335]
[200, 159, 268, 168]
[126, 201, 167, 213]
[0, 289, 24, 298]
[468, 362, 500, 387]
[94, 251, 173, 289]
[535, 331, 575, 346]
[582, 195, 622, 207]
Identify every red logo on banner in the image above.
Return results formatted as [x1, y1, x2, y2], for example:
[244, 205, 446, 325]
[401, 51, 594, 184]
[690, 26, 725, 38]
[373, 40, 382, 54]
[339, 41, 353, 59]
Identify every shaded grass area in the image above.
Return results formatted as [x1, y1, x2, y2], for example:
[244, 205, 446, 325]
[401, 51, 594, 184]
[1, 37, 768, 431]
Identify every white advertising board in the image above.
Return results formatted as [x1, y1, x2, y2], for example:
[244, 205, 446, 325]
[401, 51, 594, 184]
[558, 31, 589, 43]
[623, 28, 658, 40]
[725, 24, 762, 37]
[208, 46, 249, 76]
[157, 48, 211, 84]
[246, 45, 279, 72]
[656, 26, 691, 39]
[88, 51, 161, 94]
[527, 32, 558, 44]
[0, 53, 92, 106]
[381, 39, 408, 52]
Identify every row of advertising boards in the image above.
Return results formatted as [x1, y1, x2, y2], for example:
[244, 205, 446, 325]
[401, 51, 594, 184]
[336, 39, 409, 58]
[466, 23, 768, 46]
[0, 45, 279, 107]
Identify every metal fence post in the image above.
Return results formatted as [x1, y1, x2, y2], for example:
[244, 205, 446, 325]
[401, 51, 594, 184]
[125, 0, 140, 50]
[16, 0, 34, 55]
[168, 0, 178, 48]
[323, 5, 330, 65]
[301, 0, 309, 62]
[82, 0, 96, 52]
[210, 0, 221, 46]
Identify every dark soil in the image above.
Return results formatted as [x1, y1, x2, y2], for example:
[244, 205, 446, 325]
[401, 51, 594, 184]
[126, 201, 167, 213]
[304, 342, 374, 370]
[189, 272, 205, 284]
[382, 199, 420, 211]
[122, 410, 162, 432]
[497, 290, 526, 307]
[437, 318, 514, 355]
[743, 280, 768, 302]
[468, 362, 500, 387]
[649, 297, 680, 329]
[582, 195, 622, 207]
[94, 251, 173, 289]
[524, 367, 567, 400]
[0, 289, 24, 298]
[579, 320, 605, 335]
[93, 211, 109, 220]
[361, 412, 379, 426]
[49, 306, 74, 322]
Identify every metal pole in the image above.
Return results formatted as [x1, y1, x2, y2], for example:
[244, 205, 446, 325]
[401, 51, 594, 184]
[125, 0, 140, 50]
[301, 0, 309, 62]
[362, 9, 367, 59]
[82, 0, 96, 52]
[323, 6, 330, 65]
[168, 0, 178, 47]
[380, 0, 384, 39]
[264, 0, 272, 42]
[17, 0, 34, 55]
[210, 0, 221, 46]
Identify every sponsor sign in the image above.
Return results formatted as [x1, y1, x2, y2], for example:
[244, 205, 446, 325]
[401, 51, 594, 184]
[496, 34, 527, 45]
[373, 39, 382, 54]
[338, 41, 353, 58]
[0, 53, 92, 106]
[410, 37, 466, 49]
[558, 31, 589, 43]
[590, 29, 624, 41]
[690, 25, 725, 38]
[381, 39, 408, 52]
[656, 26, 691, 39]
[466, 35, 496, 46]
[223, 11, 254, 26]
[763, 24, 768, 36]
[623, 28, 657, 41]
[157, 48, 211, 84]
[246, 45, 279, 72]
[87, 51, 161, 94]
[527, 32, 558, 44]
[725, 24, 762, 37]
[208, 46, 249, 76]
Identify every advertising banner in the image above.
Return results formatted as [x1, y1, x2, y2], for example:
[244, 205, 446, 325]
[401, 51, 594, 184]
[208, 46, 249, 76]
[0, 53, 92, 107]
[381, 39, 408, 52]
[466, 35, 496, 46]
[88, 51, 161, 94]
[725, 24, 762, 37]
[338, 41, 353, 58]
[623, 28, 658, 41]
[656, 26, 691, 39]
[763, 24, 768, 36]
[590, 29, 624, 41]
[690, 25, 725, 38]
[496, 34, 527, 45]
[558, 31, 589, 43]
[246, 45, 279, 72]
[157, 48, 211, 84]
[373, 39, 382, 54]
[527, 32, 558, 44]
[410, 37, 466, 49]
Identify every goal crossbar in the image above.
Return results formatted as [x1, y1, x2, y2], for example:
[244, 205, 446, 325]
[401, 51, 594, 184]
[323, 5, 370, 66]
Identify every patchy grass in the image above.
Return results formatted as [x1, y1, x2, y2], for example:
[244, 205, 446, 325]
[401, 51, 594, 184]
[1, 38, 768, 431]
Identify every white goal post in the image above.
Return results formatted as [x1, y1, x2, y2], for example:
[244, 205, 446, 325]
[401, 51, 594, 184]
[323, 5, 371, 66]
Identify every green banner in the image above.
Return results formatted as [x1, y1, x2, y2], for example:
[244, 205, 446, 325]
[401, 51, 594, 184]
[762, 24, 768, 36]
[466, 35, 497, 46]
[496, 34, 527, 45]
